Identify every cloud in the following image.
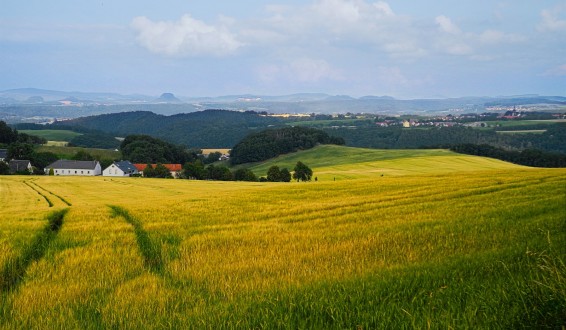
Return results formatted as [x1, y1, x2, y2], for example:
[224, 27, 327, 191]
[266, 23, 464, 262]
[435, 15, 461, 34]
[538, 6, 566, 32]
[131, 15, 244, 57]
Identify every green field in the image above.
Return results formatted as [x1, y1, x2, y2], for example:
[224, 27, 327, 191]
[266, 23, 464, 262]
[1, 148, 565, 328]
[246, 145, 523, 180]
[37, 145, 121, 160]
[19, 129, 82, 142]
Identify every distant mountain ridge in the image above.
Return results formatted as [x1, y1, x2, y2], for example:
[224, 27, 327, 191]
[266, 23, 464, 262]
[1, 88, 565, 124]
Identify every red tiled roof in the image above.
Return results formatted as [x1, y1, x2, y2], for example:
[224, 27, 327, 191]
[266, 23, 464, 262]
[133, 164, 182, 171]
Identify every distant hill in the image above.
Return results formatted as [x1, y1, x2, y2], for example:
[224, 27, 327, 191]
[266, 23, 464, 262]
[54, 110, 283, 148]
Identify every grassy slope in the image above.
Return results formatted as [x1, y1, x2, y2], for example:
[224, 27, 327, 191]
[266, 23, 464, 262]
[37, 145, 121, 159]
[0, 151, 564, 328]
[19, 130, 82, 142]
[246, 144, 524, 179]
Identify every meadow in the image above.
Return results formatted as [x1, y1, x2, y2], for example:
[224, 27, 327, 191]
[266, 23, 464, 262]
[0, 148, 565, 328]
[19, 130, 82, 142]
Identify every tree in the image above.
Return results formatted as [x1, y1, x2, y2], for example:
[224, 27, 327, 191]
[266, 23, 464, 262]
[183, 160, 205, 180]
[8, 142, 34, 160]
[203, 151, 222, 164]
[280, 168, 292, 182]
[205, 164, 233, 181]
[143, 163, 155, 177]
[293, 161, 313, 182]
[233, 168, 258, 182]
[266, 165, 281, 182]
[153, 163, 173, 178]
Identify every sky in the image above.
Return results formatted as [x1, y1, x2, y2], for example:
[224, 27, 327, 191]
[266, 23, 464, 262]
[1, 0, 565, 99]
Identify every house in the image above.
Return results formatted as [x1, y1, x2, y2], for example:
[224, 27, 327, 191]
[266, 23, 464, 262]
[103, 161, 138, 177]
[0, 149, 7, 163]
[45, 160, 102, 176]
[133, 163, 182, 178]
[9, 160, 33, 174]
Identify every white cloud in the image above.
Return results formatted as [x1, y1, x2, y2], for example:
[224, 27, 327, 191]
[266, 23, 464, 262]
[435, 15, 461, 34]
[131, 15, 244, 57]
[538, 6, 566, 32]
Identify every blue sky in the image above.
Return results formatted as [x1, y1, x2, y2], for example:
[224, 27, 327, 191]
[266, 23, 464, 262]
[1, 0, 565, 98]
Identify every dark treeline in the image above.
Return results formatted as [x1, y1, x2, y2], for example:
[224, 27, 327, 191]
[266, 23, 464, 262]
[450, 144, 566, 167]
[325, 124, 566, 155]
[230, 126, 345, 165]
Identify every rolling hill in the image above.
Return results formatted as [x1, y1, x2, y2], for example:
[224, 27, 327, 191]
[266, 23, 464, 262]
[244, 145, 525, 180]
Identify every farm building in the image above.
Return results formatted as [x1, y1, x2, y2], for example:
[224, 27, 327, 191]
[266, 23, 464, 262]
[134, 163, 182, 178]
[9, 160, 33, 174]
[103, 161, 138, 177]
[0, 149, 7, 162]
[45, 160, 102, 176]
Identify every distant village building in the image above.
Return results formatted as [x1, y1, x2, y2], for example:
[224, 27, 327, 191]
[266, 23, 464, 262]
[103, 161, 138, 177]
[133, 164, 182, 178]
[9, 160, 33, 174]
[45, 160, 102, 176]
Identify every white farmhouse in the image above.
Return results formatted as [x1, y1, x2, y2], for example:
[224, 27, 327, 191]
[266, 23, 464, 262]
[45, 160, 102, 176]
[103, 161, 138, 177]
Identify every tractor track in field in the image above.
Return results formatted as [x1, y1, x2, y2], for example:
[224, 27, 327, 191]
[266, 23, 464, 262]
[109, 205, 165, 275]
[23, 180, 53, 207]
[26, 180, 72, 206]
[0, 208, 69, 293]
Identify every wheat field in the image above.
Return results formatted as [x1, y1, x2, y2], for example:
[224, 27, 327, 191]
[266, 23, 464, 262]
[0, 150, 565, 328]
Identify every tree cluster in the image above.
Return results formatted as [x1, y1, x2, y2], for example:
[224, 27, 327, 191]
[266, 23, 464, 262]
[143, 164, 173, 179]
[120, 135, 199, 164]
[230, 126, 345, 165]
[266, 165, 292, 182]
[182, 161, 257, 182]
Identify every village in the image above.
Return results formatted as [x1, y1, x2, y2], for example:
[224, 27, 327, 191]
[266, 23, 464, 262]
[0, 149, 183, 178]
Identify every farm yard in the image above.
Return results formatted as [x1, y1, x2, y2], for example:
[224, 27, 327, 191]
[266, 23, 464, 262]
[0, 149, 565, 328]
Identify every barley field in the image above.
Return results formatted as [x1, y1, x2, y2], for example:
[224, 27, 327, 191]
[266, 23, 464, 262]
[1, 149, 565, 328]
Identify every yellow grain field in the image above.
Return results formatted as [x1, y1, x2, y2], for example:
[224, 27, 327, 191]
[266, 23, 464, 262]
[0, 154, 565, 327]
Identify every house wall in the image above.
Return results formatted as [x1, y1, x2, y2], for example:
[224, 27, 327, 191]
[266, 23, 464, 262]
[49, 164, 101, 176]
[103, 164, 127, 177]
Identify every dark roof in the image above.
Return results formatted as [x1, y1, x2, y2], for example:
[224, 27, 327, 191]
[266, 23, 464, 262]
[113, 161, 138, 173]
[46, 160, 100, 170]
[0, 149, 7, 159]
[9, 160, 31, 173]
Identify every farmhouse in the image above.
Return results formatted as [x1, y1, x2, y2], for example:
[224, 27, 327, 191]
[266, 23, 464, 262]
[9, 160, 33, 174]
[134, 163, 182, 178]
[103, 161, 138, 177]
[0, 149, 7, 162]
[45, 160, 102, 176]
